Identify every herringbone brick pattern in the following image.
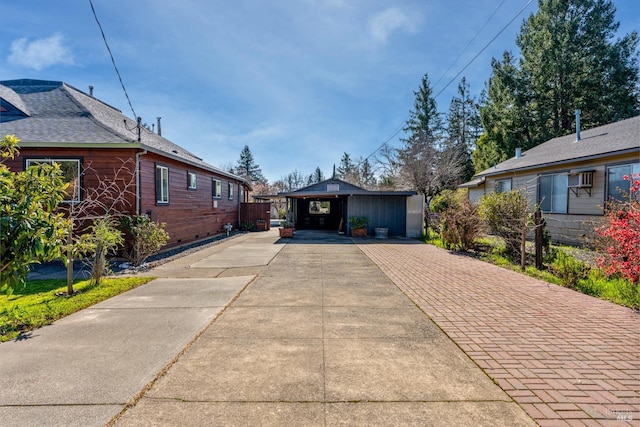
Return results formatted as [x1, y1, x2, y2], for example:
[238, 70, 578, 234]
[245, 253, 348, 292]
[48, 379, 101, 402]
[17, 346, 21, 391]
[360, 242, 640, 426]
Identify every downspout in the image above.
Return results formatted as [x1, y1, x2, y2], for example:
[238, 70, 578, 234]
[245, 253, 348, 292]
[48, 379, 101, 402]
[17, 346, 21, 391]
[135, 149, 148, 214]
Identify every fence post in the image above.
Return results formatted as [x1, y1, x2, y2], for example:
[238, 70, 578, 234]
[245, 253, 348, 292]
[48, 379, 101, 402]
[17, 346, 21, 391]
[534, 208, 543, 269]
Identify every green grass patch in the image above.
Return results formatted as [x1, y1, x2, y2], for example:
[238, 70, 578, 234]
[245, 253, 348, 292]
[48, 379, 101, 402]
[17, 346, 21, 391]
[0, 277, 153, 342]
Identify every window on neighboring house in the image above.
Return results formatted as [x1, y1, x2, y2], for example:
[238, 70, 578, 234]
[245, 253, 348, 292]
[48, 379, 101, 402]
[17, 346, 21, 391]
[495, 179, 512, 193]
[228, 182, 234, 200]
[538, 173, 568, 213]
[26, 158, 81, 202]
[607, 162, 640, 202]
[155, 164, 169, 204]
[212, 179, 222, 199]
[187, 171, 197, 190]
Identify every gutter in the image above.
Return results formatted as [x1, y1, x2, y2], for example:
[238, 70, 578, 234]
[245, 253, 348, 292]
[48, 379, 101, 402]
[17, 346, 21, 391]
[16, 141, 141, 149]
[476, 147, 640, 179]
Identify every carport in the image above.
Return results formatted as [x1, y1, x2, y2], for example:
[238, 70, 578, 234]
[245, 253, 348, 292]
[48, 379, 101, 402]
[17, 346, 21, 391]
[280, 178, 424, 237]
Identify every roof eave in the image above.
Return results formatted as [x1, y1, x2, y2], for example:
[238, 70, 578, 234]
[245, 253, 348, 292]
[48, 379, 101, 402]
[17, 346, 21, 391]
[142, 145, 252, 188]
[17, 141, 141, 149]
[476, 147, 640, 178]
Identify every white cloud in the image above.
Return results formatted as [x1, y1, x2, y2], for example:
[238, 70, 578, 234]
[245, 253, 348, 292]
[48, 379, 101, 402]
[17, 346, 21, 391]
[368, 7, 418, 45]
[8, 33, 74, 70]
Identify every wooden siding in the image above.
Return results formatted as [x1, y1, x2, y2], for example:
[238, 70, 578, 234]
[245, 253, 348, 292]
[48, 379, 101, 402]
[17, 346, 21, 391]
[347, 195, 407, 237]
[139, 152, 244, 248]
[8, 148, 247, 249]
[7, 147, 138, 219]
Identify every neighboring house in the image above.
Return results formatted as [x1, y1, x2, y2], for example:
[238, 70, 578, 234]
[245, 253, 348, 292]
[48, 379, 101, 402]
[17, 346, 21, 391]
[0, 78, 251, 249]
[460, 114, 640, 244]
[280, 178, 424, 238]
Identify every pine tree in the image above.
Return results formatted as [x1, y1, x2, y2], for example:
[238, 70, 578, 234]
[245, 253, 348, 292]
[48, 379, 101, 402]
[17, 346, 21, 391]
[397, 73, 464, 198]
[475, 0, 639, 172]
[235, 145, 266, 184]
[445, 77, 481, 182]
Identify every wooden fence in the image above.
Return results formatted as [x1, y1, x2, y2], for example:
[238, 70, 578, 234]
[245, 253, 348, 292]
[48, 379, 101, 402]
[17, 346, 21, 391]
[240, 202, 272, 231]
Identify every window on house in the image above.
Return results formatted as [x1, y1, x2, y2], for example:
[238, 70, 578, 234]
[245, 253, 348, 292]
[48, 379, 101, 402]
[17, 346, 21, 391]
[26, 158, 81, 201]
[212, 179, 222, 199]
[538, 173, 568, 213]
[607, 162, 640, 202]
[228, 182, 234, 200]
[155, 164, 169, 204]
[495, 179, 512, 193]
[187, 171, 197, 190]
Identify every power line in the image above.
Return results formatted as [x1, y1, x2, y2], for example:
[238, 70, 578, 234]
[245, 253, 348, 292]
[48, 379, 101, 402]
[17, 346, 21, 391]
[362, 0, 534, 164]
[431, 0, 508, 94]
[89, 0, 137, 120]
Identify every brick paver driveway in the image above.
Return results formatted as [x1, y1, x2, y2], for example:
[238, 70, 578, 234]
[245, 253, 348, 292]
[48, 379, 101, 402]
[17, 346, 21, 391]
[360, 241, 639, 426]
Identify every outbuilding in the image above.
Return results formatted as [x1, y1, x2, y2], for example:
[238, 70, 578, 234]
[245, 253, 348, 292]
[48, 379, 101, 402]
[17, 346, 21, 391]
[280, 178, 424, 238]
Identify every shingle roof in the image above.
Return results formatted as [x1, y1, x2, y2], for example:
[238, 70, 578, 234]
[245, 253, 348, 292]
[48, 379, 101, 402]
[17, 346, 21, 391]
[281, 177, 417, 198]
[475, 115, 640, 178]
[0, 79, 247, 184]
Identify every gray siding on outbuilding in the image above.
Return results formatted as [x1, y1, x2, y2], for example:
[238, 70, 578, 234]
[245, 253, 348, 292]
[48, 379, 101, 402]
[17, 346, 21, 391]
[347, 195, 407, 237]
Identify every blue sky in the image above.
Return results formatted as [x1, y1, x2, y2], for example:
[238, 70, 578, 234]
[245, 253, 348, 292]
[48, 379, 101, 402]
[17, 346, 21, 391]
[2, 1, 638, 183]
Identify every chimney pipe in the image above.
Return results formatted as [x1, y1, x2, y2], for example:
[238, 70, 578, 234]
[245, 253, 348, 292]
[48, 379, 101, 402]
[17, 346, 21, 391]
[515, 147, 522, 158]
[156, 117, 162, 136]
[575, 109, 581, 142]
[89, 85, 94, 96]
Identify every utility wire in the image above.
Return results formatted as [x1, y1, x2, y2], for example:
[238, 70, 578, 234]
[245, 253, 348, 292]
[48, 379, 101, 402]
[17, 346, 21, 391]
[431, 0, 507, 93]
[362, 0, 534, 164]
[89, 0, 137, 120]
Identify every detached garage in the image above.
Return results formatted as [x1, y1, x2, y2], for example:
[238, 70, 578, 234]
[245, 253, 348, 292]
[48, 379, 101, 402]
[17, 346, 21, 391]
[280, 178, 424, 238]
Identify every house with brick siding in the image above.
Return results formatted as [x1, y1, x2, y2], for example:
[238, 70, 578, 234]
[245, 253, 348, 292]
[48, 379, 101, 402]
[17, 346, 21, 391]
[0, 78, 251, 249]
[460, 115, 640, 244]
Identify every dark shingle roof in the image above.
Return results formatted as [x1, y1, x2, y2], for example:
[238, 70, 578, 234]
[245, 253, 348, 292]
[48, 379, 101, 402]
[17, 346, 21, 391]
[476, 115, 640, 178]
[281, 178, 416, 198]
[0, 79, 246, 183]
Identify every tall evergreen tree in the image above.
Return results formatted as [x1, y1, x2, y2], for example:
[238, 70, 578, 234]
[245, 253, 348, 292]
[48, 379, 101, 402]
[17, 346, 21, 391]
[307, 166, 325, 185]
[518, 0, 639, 135]
[336, 152, 358, 183]
[235, 145, 266, 184]
[397, 73, 465, 220]
[475, 0, 639, 173]
[445, 77, 482, 182]
[359, 158, 376, 189]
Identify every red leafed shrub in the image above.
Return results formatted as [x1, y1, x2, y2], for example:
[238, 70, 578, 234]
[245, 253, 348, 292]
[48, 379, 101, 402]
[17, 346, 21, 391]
[595, 174, 640, 284]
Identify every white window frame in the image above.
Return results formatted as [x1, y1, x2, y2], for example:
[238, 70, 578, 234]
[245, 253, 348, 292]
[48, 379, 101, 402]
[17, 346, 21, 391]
[156, 164, 169, 204]
[495, 178, 512, 194]
[187, 171, 197, 190]
[25, 158, 81, 202]
[228, 182, 234, 200]
[212, 179, 222, 199]
[538, 173, 568, 213]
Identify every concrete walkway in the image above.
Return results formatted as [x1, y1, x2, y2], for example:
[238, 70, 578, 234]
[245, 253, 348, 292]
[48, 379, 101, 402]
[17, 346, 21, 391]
[116, 231, 533, 426]
[360, 241, 640, 426]
[0, 233, 281, 427]
[3, 230, 636, 426]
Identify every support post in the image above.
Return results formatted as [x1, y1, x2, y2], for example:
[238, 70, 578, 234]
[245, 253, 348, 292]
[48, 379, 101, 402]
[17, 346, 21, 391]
[534, 209, 543, 270]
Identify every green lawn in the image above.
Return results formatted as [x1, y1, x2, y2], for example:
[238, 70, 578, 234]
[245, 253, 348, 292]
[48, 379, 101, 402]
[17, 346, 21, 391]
[0, 277, 153, 342]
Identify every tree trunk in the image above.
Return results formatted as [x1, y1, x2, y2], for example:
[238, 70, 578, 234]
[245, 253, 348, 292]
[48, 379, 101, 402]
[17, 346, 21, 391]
[66, 232, 74, 295]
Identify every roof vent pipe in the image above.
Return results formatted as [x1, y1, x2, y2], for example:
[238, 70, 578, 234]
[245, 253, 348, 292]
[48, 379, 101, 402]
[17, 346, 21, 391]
[575, 109, 581, 142]
[515, 147, 522, 158]
[156, 117, 162, 136]
[89, 85, 94, 96]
